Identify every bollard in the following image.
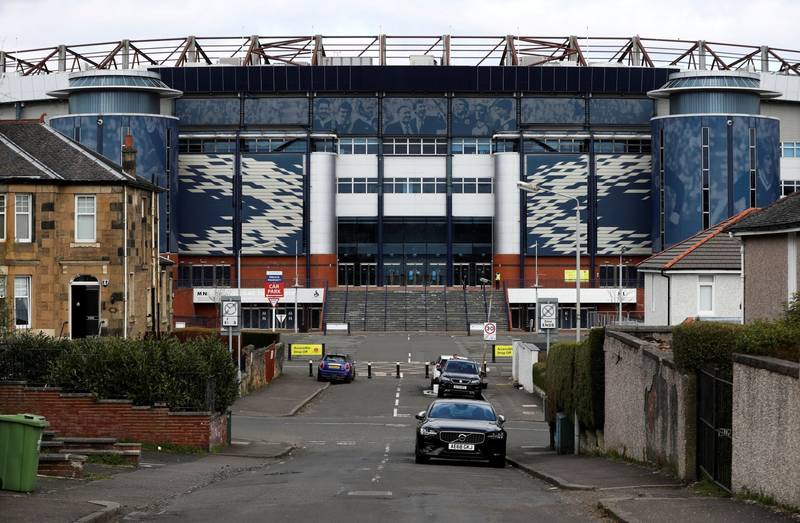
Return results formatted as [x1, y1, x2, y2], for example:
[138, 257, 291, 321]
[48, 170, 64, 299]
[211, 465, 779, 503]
[492, 349, 496, 363]
[368, 362, 372, 379]
[396, 362, 400, 378]
[483, 361, 488, 374]
[309, 360, 314, 377]
[425, 363, 429, 378]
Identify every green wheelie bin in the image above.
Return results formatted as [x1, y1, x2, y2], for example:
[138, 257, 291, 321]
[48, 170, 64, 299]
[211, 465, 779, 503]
[0, 413, 49, 492]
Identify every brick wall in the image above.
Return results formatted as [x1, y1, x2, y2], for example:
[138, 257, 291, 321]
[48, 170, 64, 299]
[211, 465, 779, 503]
[0, 382, 227, 450]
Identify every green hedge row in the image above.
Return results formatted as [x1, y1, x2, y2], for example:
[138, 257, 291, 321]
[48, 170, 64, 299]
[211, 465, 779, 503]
[673, 319, 800, 375]
[544, 328, 605, 430]
[0, 332, 237, 412]
[171, 327, 280, 349]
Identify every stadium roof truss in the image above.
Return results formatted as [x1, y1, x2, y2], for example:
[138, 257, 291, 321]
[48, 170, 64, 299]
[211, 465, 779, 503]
[1, 35, 798, 75]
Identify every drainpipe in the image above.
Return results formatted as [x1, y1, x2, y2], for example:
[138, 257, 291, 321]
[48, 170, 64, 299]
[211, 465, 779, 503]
[661, 269, 671, 325]
[734, 232, 744, 324]
[123, 186, 128, 339]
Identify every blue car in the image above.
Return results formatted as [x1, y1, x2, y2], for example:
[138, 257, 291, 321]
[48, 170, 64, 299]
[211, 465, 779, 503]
[317, 354, 356, 383]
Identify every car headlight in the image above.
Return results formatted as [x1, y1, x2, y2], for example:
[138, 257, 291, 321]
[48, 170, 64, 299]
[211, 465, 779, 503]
[439, 376, 451, 383]
[419, 427, 438, 437]
[486, 431, 505, 440]
[470, 379, 481, 384]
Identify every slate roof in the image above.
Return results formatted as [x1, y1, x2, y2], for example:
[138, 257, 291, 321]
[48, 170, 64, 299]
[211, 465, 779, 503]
[638, 208, 758, 271]
[726, 191, 800, 235]
[0, 122, 157, 190]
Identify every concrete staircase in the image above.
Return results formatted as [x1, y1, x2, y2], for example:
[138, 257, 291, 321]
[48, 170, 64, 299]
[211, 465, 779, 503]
[37, 429, 141, 478]
[324, 287, 509, 332]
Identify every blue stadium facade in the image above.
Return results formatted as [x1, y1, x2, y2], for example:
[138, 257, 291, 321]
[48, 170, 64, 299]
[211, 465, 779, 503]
[13, 38, 786, 330]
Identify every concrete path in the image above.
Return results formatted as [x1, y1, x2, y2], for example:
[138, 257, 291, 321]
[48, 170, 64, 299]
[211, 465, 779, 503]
[232, 365, 329, 417]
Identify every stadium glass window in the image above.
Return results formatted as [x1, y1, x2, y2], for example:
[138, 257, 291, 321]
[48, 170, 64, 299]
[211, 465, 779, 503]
[782, 180, 800, 197]
[493, 139, 519, 153]
[477, 179, 493, 194]
[436, 178, 447, 193]
[75, 195, 96, 243]
[451, 138, 492, 155]
[353, 178, 367, 194]
[451, 178, 463, 194]
[338, 138, 379, 155]
[749, 128, 757, 208]
[408, 178, 422, 193]
[423, 179, 436, 194]
[313, 138, 337, 152]
[367, 179, 378, 193]
[383, 138, 446, 155]
[15, 194, 32, 243]
[395, 178, 409, 194]
[179, 264, 230, 288]
[780, 142, 797, 158]
[338, 178, 353, 194]
[0, 194, 5, 242]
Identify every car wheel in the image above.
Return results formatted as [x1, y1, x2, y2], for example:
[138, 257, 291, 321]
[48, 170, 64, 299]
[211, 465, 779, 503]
[415, 449, 428, 464]
[490, 455, 506, 468]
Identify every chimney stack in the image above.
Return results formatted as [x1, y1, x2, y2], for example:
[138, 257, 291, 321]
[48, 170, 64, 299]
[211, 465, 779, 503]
[122, 134, 137, 177]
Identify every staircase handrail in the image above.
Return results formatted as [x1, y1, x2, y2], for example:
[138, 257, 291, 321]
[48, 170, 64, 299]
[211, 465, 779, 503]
[444, 284, 448, 332]
[342, 281, 349, 322]
[363, 281, 368, 331]
[503, 280, 512, 332]
[384, 284, 389, 331]
[424, 282, 428, 331]
[462, 284, 469, 335]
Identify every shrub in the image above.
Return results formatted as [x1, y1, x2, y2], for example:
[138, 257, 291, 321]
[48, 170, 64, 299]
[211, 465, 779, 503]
[532, 361, 547, 391]
[573, 328, 605, 430]
[4, 334, 238, 413]
[734, 320, 800, 362]
[544, 342, 576, 424]
[672, 322, 741, 373]
[241, 330, 280, 349]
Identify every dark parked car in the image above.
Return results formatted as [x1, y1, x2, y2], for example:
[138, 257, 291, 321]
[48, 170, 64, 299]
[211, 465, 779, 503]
[317, 354, 356, 382]
[415, 399, 506, 467]
[437, 359, 485, 399]
[430, 354, 468, 388]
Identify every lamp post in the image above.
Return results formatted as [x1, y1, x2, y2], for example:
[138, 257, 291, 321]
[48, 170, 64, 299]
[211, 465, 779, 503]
[618, 248, 626, 324]
[294, 239, 299, 334]
[533, 242, 539, 333]
[518, 181, 582, 342]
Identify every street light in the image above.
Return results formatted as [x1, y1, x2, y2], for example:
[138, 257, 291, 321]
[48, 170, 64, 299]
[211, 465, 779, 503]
[618, 248, 627, 324]
[532, 241, 539, 333]
[294, 239, 299, 334]
[518, 181, 582, 342]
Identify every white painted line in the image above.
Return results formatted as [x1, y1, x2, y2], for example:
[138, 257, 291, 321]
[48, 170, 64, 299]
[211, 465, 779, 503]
[522, 411, 538, 415]
[522, 404, 538, 408]
[337, 441, 356, 446]
[396, 413, 410, 418]
[384, 423, 406, 428]
[348, 491, 393, 497]
[385, 444, 391, 453]
[393, 408, 398, 417]
[395, 392, 400, 398]
[407, 352, 411, 363]
[520, 445, 549, 449]
[400, 372, 404, 378]
[394, 399, 399, 406]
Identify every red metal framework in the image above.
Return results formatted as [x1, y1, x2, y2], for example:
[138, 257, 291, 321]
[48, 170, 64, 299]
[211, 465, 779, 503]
[1, 35, 798, 75]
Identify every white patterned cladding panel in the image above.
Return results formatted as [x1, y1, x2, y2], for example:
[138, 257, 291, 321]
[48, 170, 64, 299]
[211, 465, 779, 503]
[241, 154, 305, 255]
[178, 154, 234, 255]
[525, 155, 590, 256]
[595, 154, 652, 256]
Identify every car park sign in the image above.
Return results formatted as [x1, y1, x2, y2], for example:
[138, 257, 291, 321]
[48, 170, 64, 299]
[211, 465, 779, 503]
[289, 343, 325, 360]
[539, 300, 558, 330]
[265, 270, 284, 306]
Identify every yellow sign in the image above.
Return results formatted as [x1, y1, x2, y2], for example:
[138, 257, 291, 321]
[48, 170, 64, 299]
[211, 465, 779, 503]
[290, 343, 324, 358]
[493, 345, 513, 358]
[563, 269, 589, 282]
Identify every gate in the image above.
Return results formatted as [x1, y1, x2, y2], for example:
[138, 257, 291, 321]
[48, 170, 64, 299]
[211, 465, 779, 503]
[697, 366, 733, 490]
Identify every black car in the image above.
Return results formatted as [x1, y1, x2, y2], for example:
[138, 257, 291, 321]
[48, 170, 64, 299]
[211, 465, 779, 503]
[415, 399, 506, 467]
[437, 359, 485, 399]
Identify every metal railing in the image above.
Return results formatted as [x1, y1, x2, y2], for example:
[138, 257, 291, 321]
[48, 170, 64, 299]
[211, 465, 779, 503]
[3, 35, 798, 74]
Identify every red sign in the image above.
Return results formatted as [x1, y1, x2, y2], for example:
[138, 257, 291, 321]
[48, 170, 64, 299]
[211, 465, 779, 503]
[265, 281, 285, 298]
[268, 297, 280, 307]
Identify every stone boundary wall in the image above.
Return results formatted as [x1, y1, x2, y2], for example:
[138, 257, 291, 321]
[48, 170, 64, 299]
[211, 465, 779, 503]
[732, 354, 800, 508]
[0, 382, 227, 450]
[240, 343, 280, 396]
[603, 329, 696, 480]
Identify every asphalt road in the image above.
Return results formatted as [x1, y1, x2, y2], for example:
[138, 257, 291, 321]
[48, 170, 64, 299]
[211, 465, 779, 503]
[136, 334, 597, 522]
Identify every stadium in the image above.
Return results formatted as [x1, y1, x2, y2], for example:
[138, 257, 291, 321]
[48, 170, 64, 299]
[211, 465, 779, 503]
[1, 35, 799, 331]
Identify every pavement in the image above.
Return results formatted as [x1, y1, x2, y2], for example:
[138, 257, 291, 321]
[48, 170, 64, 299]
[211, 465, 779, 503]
[232, 364, 329, 417]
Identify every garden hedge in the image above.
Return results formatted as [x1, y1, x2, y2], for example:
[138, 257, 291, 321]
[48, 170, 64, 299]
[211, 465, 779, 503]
[543, 328, 605, 430]
[0, 332, 237, 412]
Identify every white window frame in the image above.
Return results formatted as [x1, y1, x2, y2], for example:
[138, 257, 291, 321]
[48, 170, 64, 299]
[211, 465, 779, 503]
[75, 194, 97, 243]
[14, 276, 31, 330]
[0, 194, 5, 242]
[697, 275, 715, 315]
[15, 194, 32, 243]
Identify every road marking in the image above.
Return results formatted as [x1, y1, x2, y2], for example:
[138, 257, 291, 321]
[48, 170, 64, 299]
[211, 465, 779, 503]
[348, 491, 392, 497]
[337, 441, 356, 446]
[392, 408, 398, 417]
[394, 399, 399, 406]
[522, 404, 538, 408]
[522, 411, 538, 415]
[395, 392, 400, 398]
[396, 413, 410, 418]
[400, 372, 404, 379]
[407, 352, 411, 363]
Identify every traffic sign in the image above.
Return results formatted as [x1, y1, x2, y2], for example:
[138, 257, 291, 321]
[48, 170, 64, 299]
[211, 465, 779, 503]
[276, 314, 287, 324]
[539, 299, 558, 331]
[221, 297, 240, 328]
[268, 297, 280, 307]
[483, 322, 497, 341]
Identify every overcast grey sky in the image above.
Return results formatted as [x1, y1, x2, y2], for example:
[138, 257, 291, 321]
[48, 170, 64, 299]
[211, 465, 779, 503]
[0, 0, 797, 51]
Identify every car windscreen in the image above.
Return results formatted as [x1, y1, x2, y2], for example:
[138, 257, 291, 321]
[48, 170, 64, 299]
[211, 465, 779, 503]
[429, 403, 496, 421]
[443, 360, 477, 374]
